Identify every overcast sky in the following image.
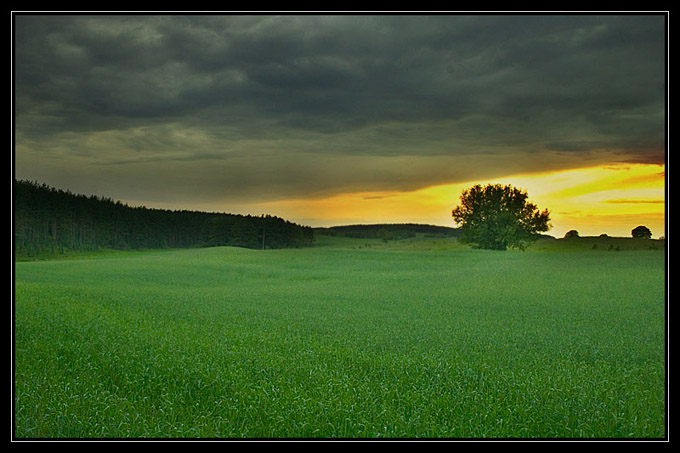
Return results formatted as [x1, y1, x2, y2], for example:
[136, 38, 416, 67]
[13, 13, 666, 224]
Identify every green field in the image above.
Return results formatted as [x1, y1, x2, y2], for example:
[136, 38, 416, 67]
[13, 236, 667, 439]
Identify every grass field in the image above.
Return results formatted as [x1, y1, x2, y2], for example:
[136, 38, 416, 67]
[13, 236, 667, 439]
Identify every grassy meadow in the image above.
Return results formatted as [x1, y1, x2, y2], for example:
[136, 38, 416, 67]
[13, 235, 667, 439]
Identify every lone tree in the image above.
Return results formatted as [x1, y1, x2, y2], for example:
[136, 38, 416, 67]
[631, 225, 652, 239]
[452, 183, 551, 250]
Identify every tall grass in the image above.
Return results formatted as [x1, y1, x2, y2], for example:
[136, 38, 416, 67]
[14, 239, 666, 438]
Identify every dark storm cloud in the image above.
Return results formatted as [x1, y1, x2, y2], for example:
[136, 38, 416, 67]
[14, 14, 666, 203]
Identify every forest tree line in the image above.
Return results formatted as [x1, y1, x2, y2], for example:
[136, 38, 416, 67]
[316, 223, 461, 241]
[14, 180, 314, 258]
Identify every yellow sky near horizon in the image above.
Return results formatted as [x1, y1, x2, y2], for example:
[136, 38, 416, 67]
[246, 163, 666, 239]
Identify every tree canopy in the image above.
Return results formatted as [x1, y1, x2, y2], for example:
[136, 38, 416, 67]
[452, 184, 551, 250]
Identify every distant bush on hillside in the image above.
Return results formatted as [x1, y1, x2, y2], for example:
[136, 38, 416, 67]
[564, 230, 580, 239]
[631, 225, 652, 239]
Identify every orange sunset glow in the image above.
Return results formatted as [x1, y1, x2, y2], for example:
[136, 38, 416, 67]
[249, 163, 666, 239]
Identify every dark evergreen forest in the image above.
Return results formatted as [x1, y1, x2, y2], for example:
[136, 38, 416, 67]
[14, 180, 314, 258]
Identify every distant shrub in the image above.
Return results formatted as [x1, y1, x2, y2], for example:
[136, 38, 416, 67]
[564, 230, 579, 239]
[631, 225, 652, 239]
